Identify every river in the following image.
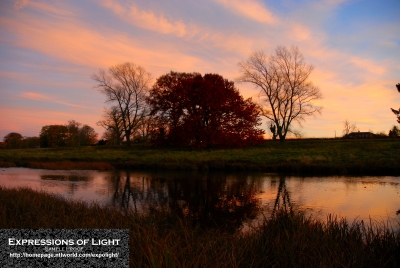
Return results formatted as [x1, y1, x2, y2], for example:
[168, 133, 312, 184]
[1, 168, 399, 231]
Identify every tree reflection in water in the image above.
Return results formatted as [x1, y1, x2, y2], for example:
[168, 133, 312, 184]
[109, 172, 264, 232]
[112, 171, 137, 211]
[272, 175, 292, 216]
[40, 175, 91, 195]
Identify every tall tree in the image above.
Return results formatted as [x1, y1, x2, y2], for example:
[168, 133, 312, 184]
[148, 72, 264, 148]
[92, 62, 152, 146]
[237, 46, 322, 141]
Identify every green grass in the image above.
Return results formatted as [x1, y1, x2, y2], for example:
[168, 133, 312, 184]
[1, 139, 400, 175]
[1, 186, 399, 267]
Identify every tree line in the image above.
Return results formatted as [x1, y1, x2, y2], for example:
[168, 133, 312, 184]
[1, 133, 39, 149]
[3, 46, 398, 149]
[1, 120, 98, 149]
[94, 45, 323, 148]
[39, 120, 97, 148]
[2, 46, 323, 149]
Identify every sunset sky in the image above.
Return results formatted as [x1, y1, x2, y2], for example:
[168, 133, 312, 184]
[1, 0, 399, 141]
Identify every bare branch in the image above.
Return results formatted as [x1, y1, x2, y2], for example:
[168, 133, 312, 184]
[342, 120, 358, 136]
[93, 62, 152, 146]
[237, 46, 322, 141]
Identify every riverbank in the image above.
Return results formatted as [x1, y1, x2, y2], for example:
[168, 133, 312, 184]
[1, 186, 399, 267]
[1, 139, 399, 175]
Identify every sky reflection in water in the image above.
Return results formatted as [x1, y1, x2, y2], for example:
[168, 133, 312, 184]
[1, 168, 399, 230]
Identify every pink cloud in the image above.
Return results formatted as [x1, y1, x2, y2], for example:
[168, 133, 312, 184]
[101, 0, 187, 37]
[3, 0, 398, 139]
[99, 1, 254, 57]
[215, 0, 277, 24]
[290, 24, 312, 41]
[128, 5, 187, 37]
[20, 91, 50, 101]
[349, 56, 386, 75]
[20, 91, 90, 109]
[14, 0, 29, 10]
[0, 70, 90, 88]
[101, 0, 125, 16]
[1, 1, 257, 83]
[14, 0, 74, 16]
[101, 0, 188, 37]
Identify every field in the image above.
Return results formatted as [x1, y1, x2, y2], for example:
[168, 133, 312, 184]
[1, 139, 400, 175]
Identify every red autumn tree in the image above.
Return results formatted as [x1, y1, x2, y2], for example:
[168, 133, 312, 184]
[148, 72, 264, 148]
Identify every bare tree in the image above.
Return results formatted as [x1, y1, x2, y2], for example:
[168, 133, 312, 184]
[97, 106, 124, 145]
[132, 114, 158, 143]
[92, 62, 152, 146]
[342, 120, 358, 136]
[237, 46, 322, 141]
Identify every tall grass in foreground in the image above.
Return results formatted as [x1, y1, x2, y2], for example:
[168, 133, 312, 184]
[1, 186, 399, 267]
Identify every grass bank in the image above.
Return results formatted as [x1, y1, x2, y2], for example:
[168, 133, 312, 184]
[1, 186, 399, 267]
[1, 139, 400, 175]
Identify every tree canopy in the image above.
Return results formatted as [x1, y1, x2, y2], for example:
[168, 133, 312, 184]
[3, 132, 23, 148]
[148, 72, 264, 148]
[39, 125, 68, 148]
[39, 121, 97, 148]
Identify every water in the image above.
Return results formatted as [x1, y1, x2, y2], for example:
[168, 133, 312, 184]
[1, 168, 399, 230]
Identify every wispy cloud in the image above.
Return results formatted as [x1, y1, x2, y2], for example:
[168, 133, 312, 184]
[349, 56, 386, 75]
[289, 23, 313, 41]
[0, 107, 103, 137]
[20, 92, 89, 109]
[102, 0, 187, 36]
[0, 70, 92, 89]
[100, 0, 124, 15]
[100, 0, 254, 57]
[13, 0, 73, 16]
[2, 1, 254, 77]
[214, 0, 277, 24]
[1, 0, 398, 139]
[14, 0, 29, 10]
[128, 5, 187, 37]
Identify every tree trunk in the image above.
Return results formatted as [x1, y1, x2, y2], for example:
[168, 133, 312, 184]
[125, 130, 131, 146]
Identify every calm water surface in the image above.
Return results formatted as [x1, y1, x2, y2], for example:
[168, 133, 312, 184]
[1, 168, 399, 230]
